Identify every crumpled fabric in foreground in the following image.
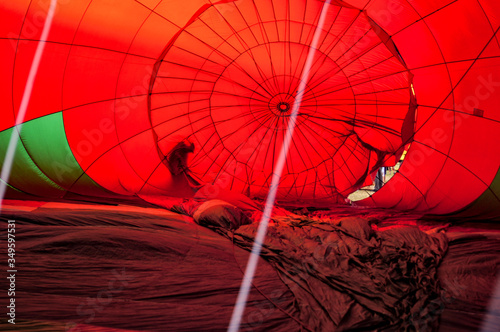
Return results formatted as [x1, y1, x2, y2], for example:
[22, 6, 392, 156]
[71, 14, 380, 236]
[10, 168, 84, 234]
[193, 201, 448, 331]
[2, 199, 499, 331]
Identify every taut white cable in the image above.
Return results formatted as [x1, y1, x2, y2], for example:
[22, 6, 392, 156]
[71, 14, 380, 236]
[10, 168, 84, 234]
[227, 1, 332, 331]
[0, 0, 58, 210]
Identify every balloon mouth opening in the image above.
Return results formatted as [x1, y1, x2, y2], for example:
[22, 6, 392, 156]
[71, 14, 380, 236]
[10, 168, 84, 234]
[277, 102, 291, 113]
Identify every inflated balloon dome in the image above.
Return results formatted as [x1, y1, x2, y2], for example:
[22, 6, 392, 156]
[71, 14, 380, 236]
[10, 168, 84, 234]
[1, 0, 499, 218]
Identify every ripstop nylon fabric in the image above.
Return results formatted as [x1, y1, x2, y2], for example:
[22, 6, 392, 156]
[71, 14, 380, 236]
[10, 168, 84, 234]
[0, 0, 499, 217]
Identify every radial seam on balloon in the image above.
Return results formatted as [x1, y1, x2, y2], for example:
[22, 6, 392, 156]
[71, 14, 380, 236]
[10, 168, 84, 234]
[324, 26, 373, 70]
[292, 9, 362, 92]
[248, 1, 283, 93]
[155, 115, 213, 144]
[293, 17, 372, 113]
[270, 2, 280, 43]
[345, 56, 396, 79]
[147, 2, 220, 136]
[209, 114, 280, 183]
[294, 120, 337, 160]
[317, 6, 342, 49]
[186, 18, 272, 84]
[284, 1, 292, 92]
[306, 61, 407, 100]
[258, 119, 281, 188]
[204, 113, 277, 179]
[186, 110, 274, 172]
[196, 16, 278, 96]
[289, 128, 317, 171]
[239, 116, 279, 168]
[222, 9, 273, 82]
[342, 139, 368, 193]
[313, 9, 362, 61]
[281, 116, 296, 183]
[0, 0, 57, 208]
[159, 52, 273, 100]
[138, 156, 176, 196]
[202, 109, 275, 180]
[298, 118, 354, 165]
[289, 4, 326, 84]
[155, 60, 267, 98]
[228, 1, 333, 331]
[184, 15, 280, 95]
[194, 119, 253, 179]
[324, 15, 405, 139]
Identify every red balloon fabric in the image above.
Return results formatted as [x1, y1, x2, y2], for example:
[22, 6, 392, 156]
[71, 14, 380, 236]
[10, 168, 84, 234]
[150, 0, 414, 203]
[0, 0, 499, 218]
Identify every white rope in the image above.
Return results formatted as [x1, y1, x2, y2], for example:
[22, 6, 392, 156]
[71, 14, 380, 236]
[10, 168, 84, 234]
[0, 0, 58, 210]
[227, 1, 332, 330]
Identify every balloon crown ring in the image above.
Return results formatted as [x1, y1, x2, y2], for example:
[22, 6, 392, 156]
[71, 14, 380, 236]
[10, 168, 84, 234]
[276, 102, 291, 113]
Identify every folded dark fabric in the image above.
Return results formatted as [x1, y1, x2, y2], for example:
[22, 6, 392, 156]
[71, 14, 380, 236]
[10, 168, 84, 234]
[196, 205, 448, 331]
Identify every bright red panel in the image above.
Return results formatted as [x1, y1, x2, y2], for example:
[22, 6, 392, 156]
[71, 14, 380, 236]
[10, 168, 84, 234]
[72, 0, 150, 53]
[0, 39, 16, 131]
[12, 42, 69, 123]
[62, 46, 125, 110]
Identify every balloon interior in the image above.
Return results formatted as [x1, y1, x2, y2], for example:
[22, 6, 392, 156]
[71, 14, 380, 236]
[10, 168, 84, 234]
[0, 1, 499, 331]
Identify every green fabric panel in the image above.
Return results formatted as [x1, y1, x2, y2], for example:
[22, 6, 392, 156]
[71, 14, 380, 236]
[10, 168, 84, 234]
[1, 113, 106, 198]
[20, 112, 88, 189]
[0, 126, 65, 197]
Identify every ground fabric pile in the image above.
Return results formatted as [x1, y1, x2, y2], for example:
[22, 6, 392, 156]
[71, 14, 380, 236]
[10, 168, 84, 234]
[193, 200, 449, 331]
[2, 198, 499, 331]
